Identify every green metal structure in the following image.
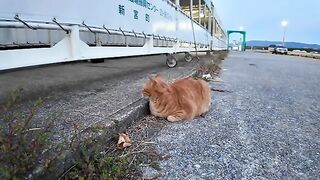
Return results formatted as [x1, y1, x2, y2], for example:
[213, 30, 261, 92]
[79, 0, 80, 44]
[227, 30, 247, 51]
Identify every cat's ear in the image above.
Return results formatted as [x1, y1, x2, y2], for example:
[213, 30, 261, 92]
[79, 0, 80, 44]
[155, 73, 165, 81]
[148, 75, 155, 82]
[155, 73, 161, 78]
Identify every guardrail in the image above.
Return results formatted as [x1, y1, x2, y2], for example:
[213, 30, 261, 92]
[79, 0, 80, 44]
[288, 52, 320, 59]
[252, 50, 320, 60]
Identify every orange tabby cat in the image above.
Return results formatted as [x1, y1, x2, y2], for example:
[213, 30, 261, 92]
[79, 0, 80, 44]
[142, 75, 211, 122]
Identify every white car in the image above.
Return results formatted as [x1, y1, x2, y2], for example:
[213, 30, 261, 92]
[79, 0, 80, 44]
[272, 46, 288, 55]
[268, 45, 276, 52]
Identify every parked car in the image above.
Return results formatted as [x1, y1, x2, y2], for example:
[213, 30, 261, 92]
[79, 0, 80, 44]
[272, 46, 288, 55]
[268, 45, 276, 52]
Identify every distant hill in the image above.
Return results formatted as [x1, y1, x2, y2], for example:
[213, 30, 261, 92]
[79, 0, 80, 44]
[246, 40, 320, 49]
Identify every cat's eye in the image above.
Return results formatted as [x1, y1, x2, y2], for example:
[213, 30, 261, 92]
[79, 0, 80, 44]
[143, 91, 150, 96]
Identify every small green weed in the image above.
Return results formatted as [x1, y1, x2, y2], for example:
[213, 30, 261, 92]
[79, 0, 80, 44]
[0, 89, 57, 179]
[64, 148, 133, 180]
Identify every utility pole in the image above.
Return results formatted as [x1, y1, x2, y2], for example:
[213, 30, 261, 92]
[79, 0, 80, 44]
[281, 20, 288, 46]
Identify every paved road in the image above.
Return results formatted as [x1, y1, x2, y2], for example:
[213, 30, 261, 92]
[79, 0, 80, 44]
[153, 52, 320, 179]
[0, 54, 172, 102]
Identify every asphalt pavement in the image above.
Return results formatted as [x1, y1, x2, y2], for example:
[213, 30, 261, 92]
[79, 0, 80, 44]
[152, 51, 320, 179]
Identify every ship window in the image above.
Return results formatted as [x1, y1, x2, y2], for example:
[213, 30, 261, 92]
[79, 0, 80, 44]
[191, 0, 200, 23]
[179, 0, 191, 16]
[204, 5, 211, 30]
[211, 16, 215, 36]
[200, 0, 206, 27]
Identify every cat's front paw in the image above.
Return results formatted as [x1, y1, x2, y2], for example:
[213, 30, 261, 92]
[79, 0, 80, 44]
[167, 115, 180, 122]
[200, 112, 208, 118]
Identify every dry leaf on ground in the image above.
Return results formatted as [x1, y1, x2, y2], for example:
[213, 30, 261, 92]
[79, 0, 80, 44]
[117, 133, 132, 149]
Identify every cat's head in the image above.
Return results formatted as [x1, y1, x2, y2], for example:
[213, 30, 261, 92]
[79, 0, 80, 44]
[142, 74, 170, 98]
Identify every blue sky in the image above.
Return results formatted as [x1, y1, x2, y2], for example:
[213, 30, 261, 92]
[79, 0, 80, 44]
[213, 0, 320, 44]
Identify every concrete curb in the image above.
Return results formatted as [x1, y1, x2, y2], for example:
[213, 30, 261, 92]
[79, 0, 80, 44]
[44, 99, 149, 179]
[97, 98, 150, 142]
